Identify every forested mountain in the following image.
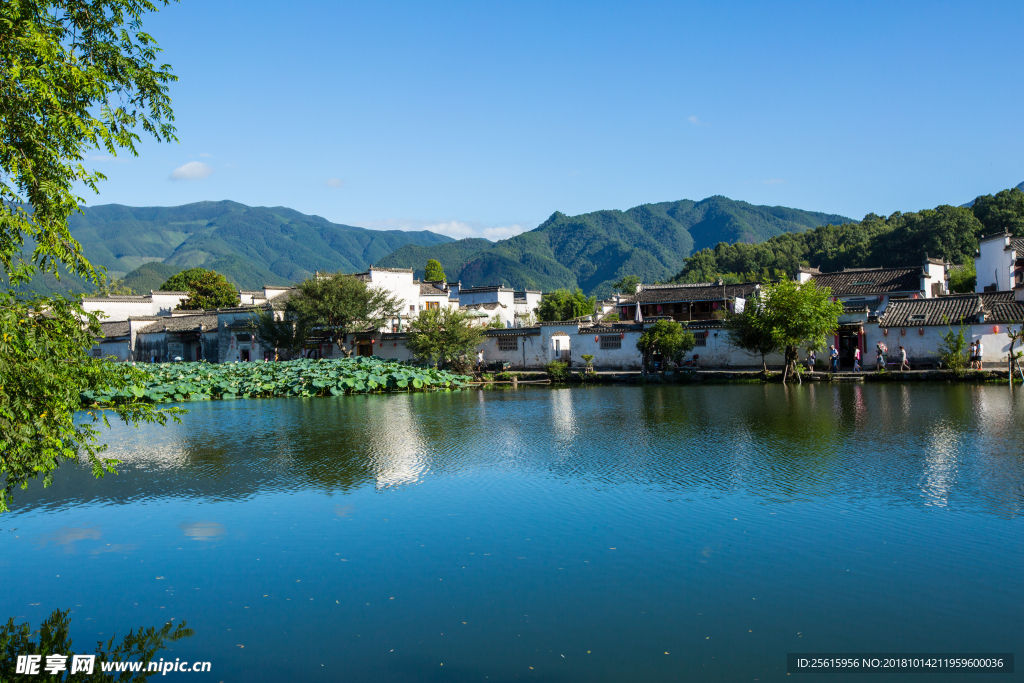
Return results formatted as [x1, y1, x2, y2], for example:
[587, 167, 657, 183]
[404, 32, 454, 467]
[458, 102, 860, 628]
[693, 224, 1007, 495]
[672, 186, 1024, 284]
[26, 201, 453, 294]
[378, 196, 852, 296]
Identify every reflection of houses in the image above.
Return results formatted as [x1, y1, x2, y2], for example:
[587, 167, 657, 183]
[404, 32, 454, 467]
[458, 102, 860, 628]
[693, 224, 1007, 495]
[801, 258, 948, 369]
[869, 292, 1024, 366]
[618, 282, 760, 322]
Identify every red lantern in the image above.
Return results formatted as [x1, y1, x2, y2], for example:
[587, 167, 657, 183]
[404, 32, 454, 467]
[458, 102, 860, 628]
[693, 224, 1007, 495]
[595, 335, 599, 342]
[993, 325, 1000, 334]
[371, 339, 375, 344]
[900, 328, 906, 336]
[918, 327, 924, 335]
[620, 332, 625, 340]
[883, 329, 889, 336]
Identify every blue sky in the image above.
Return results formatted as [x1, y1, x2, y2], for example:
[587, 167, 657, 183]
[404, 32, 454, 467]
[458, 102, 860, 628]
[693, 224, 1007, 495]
[85, 0, 1024, 239]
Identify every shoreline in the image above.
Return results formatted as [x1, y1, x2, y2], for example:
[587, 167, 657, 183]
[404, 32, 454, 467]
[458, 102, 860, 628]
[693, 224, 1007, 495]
[474, 368, 1019, 385]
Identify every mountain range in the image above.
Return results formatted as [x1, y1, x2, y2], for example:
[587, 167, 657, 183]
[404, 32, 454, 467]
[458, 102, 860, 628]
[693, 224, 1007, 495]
[25, 195, 854, 297]
[29, 201, 454, 294]
[378, 196, 852, 295]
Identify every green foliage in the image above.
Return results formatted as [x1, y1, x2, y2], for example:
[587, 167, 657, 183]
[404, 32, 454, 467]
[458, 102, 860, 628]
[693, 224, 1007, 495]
[545, 360, 569, 382]
[93, 277, 133, 297]
[169, 269, 239, 310]
[949, 261, 976, 294]
[673, 202, 990, 283]
[404, 307, 486, 369]
[286, 273, 403, 351]
[636, 319, 696, 369]
[724, 308, 778, 370]
[601, 312, 620, 322]
[538, 288, 596, 321]
[486, 315, 506, 329]
[378, 197, 851, 297]
[580, 354, 595, 366]
[160, 267, 223, 292]
[79, 357, 469, 405]
[0, 0, 180, 512]
[0, 608, 192, 682]
[248, 309, 310, 360]
[612, 275, 641, 295]
[938, 319, 969, 374]
[424, 259, 446, 282]
[0, 292, 181, 512]
[970, 187, 1024, 235]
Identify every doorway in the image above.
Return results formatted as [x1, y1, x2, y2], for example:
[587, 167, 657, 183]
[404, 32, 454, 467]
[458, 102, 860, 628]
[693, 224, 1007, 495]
[837, 329, 861, 369]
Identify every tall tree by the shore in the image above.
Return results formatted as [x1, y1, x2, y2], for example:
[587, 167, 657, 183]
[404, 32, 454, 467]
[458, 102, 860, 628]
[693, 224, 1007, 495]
[0, 0, 179, 512]
[287, 273, 403, 356]
[746, 279, 843, 384]
[538, 288, 596, 322]
[635, 319, 695, 376]
[405, 307, 486, 370]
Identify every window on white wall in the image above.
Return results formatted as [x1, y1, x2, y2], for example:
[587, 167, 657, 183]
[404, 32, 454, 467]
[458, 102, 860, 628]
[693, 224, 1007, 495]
[600, 335, 621, 349]
[497, 337, 517, 351]
[693, 331, 709, 347]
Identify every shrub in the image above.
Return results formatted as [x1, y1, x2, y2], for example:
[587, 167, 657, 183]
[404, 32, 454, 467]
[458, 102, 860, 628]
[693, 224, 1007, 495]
[581, 354, 594, 366]
[545, 360, 569, 382]
[938, 318, 969, 375]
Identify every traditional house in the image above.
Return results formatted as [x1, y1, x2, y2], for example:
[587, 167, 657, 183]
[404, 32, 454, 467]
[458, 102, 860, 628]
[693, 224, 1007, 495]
[869, 292, 1024, 366]
[802, 258, 948, 369]
[974, 232, 1024, 293]
[134, 313, 220, 363]
[618, 281, 760, 322]
[453, 285, 541, 327]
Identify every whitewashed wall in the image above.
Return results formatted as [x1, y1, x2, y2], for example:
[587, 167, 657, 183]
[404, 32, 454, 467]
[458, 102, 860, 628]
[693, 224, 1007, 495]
[863, 324, 1017, 365]
[975, 235, 1013, 293]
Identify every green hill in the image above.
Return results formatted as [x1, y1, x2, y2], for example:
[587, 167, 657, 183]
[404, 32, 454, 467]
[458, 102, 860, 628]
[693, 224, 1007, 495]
[23, 201, 454, 294]
[378, 196, 852, 296]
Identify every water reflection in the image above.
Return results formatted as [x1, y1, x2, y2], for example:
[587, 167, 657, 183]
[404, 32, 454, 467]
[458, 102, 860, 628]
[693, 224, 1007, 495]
[8, 385, 1022, 517]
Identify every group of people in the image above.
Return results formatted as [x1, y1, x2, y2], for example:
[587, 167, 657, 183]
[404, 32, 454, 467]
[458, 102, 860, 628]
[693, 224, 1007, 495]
[808, 342, 910, 373]
[969, 340, 985, 370]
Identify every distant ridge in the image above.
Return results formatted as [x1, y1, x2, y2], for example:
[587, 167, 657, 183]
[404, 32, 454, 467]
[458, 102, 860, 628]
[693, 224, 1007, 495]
[378, 196, 853, 296]
[27, 200, 454, 294]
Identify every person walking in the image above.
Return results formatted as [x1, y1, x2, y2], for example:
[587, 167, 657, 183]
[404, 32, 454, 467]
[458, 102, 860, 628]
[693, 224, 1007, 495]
[853, 345, 861, 372]
[968, 341, 977, 370]
[899, 345, 910, 371]
[976, 339, 984, 370]
[477, 349, 484, 372]
[807, 348, 817, 372]
[829, 345, 840, 372]
[875, 341, 886, 371]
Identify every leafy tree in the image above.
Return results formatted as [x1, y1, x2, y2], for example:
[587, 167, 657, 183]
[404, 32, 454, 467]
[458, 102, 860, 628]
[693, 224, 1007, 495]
[93, 277, 133, 297]
[949, 261, 976, 294]
[248, 308, 310, 360]
[405, 307, 486, 369]
[0, 0, 177, 512]
[601, 312, 620, 322]
[174, 270, 239, 310]
[544, 360, 569, 382]
[724, 308, 778, 372]
[971, 187, 1024, 235]
[159, 267, 216, 292]
[424, 259, 446, 282]
[635, 319, 696, 374]
[537, 288, 596, 321]
[748, 279, 843, 383]
[0, 608, 191, 681]
[487, 315, 506, 329]
[612, 274, 641, 295]
[675, 250, 721, 283]
[287, 273, 403, 355]
[937, 318, 969, 374]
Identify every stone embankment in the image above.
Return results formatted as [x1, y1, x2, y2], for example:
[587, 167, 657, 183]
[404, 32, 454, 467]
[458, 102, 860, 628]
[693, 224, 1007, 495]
[472, 368, 1019, 385]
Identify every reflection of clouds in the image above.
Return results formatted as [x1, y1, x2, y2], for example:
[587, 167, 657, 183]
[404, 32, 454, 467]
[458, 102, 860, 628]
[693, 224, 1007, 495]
[362, 396, 429, 489]
[36, 526, 101, 552]
[179, 521, 226, 540]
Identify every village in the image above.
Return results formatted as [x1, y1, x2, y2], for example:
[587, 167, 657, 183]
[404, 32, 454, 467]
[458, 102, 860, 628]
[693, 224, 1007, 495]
[83, 231, 1024, 374]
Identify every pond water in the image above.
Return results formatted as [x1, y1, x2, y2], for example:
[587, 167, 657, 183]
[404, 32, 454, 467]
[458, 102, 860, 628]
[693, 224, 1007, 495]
[2, 384, 1022, 681]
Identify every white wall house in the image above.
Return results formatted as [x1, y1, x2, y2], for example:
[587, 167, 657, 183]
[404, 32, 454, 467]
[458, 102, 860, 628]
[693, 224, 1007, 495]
[452, 285, 541, 327]
[975, 232, 1024, 293]
[81, 291, 189, 322]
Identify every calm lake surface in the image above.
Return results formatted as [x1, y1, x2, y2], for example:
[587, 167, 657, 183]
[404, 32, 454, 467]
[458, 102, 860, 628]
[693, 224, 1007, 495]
[2, 384, 1022, 682]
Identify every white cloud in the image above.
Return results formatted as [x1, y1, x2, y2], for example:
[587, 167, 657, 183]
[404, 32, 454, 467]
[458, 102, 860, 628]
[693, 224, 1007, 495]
[763, 178, 785, 185]
[198, 152, 213, 158]
[358, 218, 534, 241]
[325, 178, 345, 188]
[687, 115, 704, 125]
[169, 161, 213, 181]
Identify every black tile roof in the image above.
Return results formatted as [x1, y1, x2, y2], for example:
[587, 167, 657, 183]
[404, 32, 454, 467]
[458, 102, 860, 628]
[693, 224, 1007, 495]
[878, 292, 1024, 327]
[812, 267, 922, 296]
[97, 320, 130, 338]
[1007, 238, 1024, 252]
[623, 282, 760, 304]
[419, 282, 448, 296]
[137, 314, 220, 334]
